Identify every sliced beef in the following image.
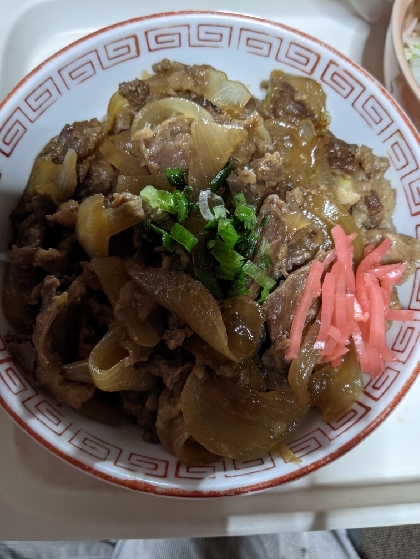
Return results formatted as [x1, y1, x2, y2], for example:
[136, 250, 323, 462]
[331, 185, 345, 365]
[263, 264, 319, 361]
[75, 155, 117, 201]
[151, 355, 194, 390]
[163, 314, 193, 350]
[265, 80, 315, 124]
[47, 200, 79, 228]
[5, 334, 37, 380]
[325, 133, 358, 175]
[41, 119, 104, 164]
[118, 79, 149, 112]
[252, 194, 287, 280]
[137, 115, 192, 173]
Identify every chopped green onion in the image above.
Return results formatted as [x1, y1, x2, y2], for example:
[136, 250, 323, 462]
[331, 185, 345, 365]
[232, 193, 247, 207]
[210, 236, 244, 275]
[170, 223, 198, 252]
[153, 210, 176, 231]
[172, 190, 189, 223]
[235, 230, 258, 259]
[197, 232, 215, 270]
[217, 218, 239, 248]
[243, 260, 276, 292]
[228, 269, 249, 297]
[235, 203, 257, 230]
[259, 215, 270, 228]
[147, 222, 175, 252]
[165, 167, 185, 189]
[209, 162, 231, 192]
[141, 185, 175, 214]
[194, 268, 223, 299]
[258, 253, 272, 270]
[259, 287, 271, 303]
[213, 205, 228, 219]
[204, 219, 218, 230]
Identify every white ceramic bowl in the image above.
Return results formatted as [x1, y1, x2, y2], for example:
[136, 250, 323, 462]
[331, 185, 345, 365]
[1, 11, 420, 497]
[385, 0, 420, 129]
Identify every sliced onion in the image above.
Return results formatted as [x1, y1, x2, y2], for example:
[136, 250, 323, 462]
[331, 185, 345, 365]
[189, 122, 247, 188]
[99, 138, 143, 176]
[105, 92, 131, 133]
[88, 324, 158, 391]
[54, 148, 78, 201]
[27, 157, 61, 192]
[131, 98, 214, 135]
[106, 197, 146, 237]
[198, 189, 225, 221]
[76, 194, 109, 257]
[205, 79, 251, 112]
[126, 263, 239, 361]
[34, 150, 77, 202]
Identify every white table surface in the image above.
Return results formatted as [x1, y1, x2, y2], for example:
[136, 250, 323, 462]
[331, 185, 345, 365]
[2, 0, 420, 540]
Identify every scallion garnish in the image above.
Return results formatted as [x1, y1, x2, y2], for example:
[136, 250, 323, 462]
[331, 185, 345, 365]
[259, 215, 270, 228]
[170, 223, 198, 252]
[235, 203, 257, 230]
[147, 222, 175, 252]
[141, 185, 175, 214]
[165, 167, 186, 189]
[209, 161, 231, 192]
[228, 269, 249, 297]
[217, 218, 239, 248]
[210, 236, 244, 275]
[243, 260, 276, 292]
[235, 230, 258, 259]
[172, 190, 189, 223]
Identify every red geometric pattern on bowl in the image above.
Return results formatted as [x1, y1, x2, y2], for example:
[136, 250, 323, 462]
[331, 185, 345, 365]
[390, 322, 420, 363]
[321, 61, 365, 100]
[23, 397, 73, 436]
[410, 268, 420, 308]
[402, 169, 420, 216]
[69, 429, 122, 461]
[364, 366, 400, 402]
[115, 451, 169, 478]
[0, 12, 419, 496]
[277, 41, 320, 75]
[175, 461, 226, 480]
[145, 24, 233, 51]
[238, 28, 282, 59]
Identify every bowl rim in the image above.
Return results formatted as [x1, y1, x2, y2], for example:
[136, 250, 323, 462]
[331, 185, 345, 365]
[391, 0, 420, 101]
[1, 9, 420, 498]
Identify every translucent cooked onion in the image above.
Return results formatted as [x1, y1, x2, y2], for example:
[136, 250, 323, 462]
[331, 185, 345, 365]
[182, 371, 301, 460]
[189, 122, 247, 188]
[131, 98, 214, 135]
[222, 296, 265, 360]
[76, 194, 109, 257]
[34, 149, 77, 202]
[88, 324, 158, 391]
[54, 149, 78, 201]
[309, 345, 363, 423]
[170, 414, 219, 466]
[91, 257, 162, 347]
[62, 359, 92, 383]
[205, 79, 251, 113]
[106, 197, 146, 237]
[116, 174, 172, 194]
[127, 263, 239, 361]
[105, 92, 131, 133]
[288, 318, 322, 404]
[99, 138, 143, 176]
[27, 157, 61, 192]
